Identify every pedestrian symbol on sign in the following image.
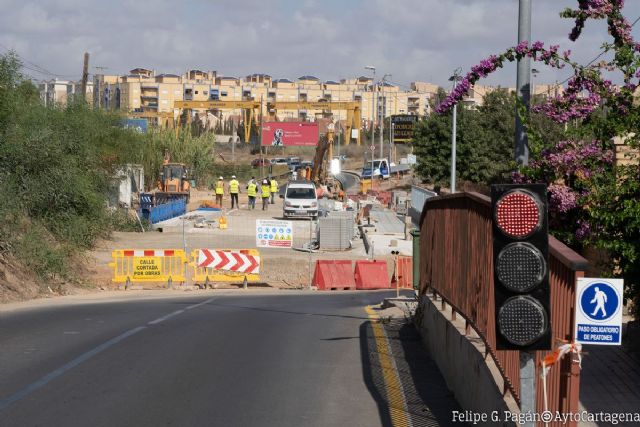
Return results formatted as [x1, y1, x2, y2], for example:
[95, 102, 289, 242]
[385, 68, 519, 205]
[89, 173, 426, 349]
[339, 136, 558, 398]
[580, 282, 619, 322]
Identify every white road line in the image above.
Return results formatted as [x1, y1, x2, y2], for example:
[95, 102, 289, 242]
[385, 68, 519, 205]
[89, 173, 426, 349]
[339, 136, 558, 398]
[0, 326, 146, 411]
[185, 297, 216, 310]
[147, 309, 185, 325]
[0, 297, 216, 411]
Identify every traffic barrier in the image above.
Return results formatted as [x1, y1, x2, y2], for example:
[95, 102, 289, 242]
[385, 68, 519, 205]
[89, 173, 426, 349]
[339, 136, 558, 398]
[354, 260, 390, 290]
[312, 260, 355, 290]
[190, 249, 261, 287]
[109, 249, 187, 288]
[391, 256, 413, 289]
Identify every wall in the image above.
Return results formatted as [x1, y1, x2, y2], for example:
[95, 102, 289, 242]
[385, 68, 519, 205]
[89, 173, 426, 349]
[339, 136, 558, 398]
[416, 293, 520, 426]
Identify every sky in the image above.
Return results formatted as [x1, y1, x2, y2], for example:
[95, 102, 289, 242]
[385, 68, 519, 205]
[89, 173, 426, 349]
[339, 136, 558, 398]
[2, 0, 640, 90]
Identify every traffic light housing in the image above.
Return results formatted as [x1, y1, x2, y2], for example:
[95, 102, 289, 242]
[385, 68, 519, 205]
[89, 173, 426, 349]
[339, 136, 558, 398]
[492, 184, 551, 351]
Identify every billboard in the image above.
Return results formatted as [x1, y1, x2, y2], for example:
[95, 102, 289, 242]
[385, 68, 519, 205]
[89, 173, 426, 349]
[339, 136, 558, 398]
[391, 115, 418, 142]
[261, 122, 319, 146]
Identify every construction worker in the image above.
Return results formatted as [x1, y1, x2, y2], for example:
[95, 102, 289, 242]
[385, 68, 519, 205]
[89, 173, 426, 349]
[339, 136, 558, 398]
[246, 177, 257, 210]
[269, 176, 278, 204]
[261, 179, 270, 210]
[215, 176, 224, 206]
[229, 175, 240, 209]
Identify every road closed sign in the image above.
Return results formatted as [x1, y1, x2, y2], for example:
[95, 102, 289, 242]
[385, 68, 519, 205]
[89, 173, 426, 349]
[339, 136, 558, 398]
[574, 278, 624, 345]
[256, 219, 293, 248]
[132, 256, 162, 280]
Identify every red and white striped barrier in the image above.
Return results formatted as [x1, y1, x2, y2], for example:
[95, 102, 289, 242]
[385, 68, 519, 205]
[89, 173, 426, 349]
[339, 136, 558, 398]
[197, 249, 260, 274]
[123, 249, 177, 257]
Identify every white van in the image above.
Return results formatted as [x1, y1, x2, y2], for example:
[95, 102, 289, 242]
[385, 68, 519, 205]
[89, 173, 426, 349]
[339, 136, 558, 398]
[282, 181, 318, 219]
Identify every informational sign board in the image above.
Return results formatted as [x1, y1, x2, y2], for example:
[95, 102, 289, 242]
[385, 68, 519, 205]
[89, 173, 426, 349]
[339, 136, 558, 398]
[122, 118, 148, 133]
[261, 122, 318, 146]
[132, 257, 162, 280]
[391, 114, 418, 142]
[256, 219, 293, 248]
[574, 278, 624, 345]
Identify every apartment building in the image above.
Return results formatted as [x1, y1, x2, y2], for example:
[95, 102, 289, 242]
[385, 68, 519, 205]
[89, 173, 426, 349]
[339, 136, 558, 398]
[92, 68, 438, 127]
[39, 79, 93, 107]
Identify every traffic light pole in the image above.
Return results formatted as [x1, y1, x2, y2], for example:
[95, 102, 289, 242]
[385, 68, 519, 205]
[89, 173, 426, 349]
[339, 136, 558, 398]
[516, 2, 535, 423]
[520, 351, 536, 426]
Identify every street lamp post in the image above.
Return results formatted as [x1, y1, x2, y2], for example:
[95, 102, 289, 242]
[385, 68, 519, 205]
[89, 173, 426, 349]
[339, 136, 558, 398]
[380, 74, 391, 160]
[449, 69, 462, 194]
[365, 66, 376, 192]
[365, 66, 376, 149]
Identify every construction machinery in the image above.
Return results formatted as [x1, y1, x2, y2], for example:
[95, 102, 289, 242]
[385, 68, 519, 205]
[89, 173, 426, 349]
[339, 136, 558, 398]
[174, 100, 261, 142]
[155, 150, 191, 204]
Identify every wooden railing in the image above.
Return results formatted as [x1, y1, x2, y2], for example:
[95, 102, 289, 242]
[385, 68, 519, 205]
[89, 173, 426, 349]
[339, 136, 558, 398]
[418, 192, 587, 426]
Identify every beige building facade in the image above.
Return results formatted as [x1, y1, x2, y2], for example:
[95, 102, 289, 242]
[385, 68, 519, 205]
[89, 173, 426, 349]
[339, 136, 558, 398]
[92, 68, 439, 130]
[39, 79, 93, 107]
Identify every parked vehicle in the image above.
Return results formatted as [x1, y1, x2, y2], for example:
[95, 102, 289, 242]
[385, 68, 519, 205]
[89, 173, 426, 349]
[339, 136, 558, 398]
[361, 158, 411, 180]
[270, 157, 288, 165]
[251, 158, 270, 167]
[281, 181, 318, 219]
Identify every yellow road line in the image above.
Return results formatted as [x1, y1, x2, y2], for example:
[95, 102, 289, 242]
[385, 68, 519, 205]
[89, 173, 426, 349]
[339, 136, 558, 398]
[365, 305, 411, 427]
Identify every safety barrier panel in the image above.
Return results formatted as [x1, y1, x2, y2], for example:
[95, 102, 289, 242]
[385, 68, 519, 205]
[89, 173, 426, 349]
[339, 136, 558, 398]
[139, 197, 186, 224]
[312, 260, 355, 290]
[391, 256, 413, 289]
[354, 260, 390, 290]
[109, 249, 187, 287]
[190, 249, 261, 286]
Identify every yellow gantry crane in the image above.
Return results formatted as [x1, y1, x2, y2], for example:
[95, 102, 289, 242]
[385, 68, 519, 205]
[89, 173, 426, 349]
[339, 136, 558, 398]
[129, 111, 177, 128]
[130, 100, 363, 146]
[174, 100, 261, 142]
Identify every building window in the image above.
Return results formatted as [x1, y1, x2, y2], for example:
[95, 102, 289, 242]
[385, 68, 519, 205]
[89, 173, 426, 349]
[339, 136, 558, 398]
[221, 91, 228, 96]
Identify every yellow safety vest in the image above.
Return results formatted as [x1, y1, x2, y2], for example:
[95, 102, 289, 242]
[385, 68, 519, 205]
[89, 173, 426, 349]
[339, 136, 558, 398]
[270, 179, 278, 193]
[261, 184, 270, 198]
[215, 181, 224, 195]
[247, 183, 257, 197]
[229, 180, 239, 194]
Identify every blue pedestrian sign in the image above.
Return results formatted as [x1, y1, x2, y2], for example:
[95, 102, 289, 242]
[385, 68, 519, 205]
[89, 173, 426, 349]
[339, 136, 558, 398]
[575, 278, 624, 345]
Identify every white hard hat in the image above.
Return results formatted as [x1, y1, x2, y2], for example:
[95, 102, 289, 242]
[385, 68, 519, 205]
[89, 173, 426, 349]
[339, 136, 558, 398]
[219, 176, 223, 180]
[232, 175, 236, 179]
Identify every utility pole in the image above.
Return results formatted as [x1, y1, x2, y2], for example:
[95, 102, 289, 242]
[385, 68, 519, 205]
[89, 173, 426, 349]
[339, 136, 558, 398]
[80, 52, 89, 102]
[515, 0, 531, 167]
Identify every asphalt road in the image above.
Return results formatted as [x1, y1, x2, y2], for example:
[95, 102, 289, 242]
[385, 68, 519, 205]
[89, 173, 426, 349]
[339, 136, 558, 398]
[0, 290, 460, 427]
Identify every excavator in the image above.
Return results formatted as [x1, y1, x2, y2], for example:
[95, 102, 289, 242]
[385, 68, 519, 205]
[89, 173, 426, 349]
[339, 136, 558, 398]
[309, 125, 347, 201]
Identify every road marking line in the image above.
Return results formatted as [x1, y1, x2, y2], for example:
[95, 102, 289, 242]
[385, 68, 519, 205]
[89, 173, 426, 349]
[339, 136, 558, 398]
[0, 326, 146, 412]
[365, 305, 412, 427]
[0, 297, 216, 411]
[185, 297, 216, 310]
[147, 309, 184, 325]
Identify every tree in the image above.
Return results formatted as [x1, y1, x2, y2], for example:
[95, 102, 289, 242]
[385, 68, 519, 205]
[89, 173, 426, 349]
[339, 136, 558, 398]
[433, 0, 640, 316]
[414, 88, 518, 187]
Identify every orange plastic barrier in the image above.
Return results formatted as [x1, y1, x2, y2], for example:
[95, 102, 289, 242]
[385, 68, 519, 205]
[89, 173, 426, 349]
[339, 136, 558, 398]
[391, 256, 413, 289]
[354, 260, 390, 290]
[312, 260, 355, 290]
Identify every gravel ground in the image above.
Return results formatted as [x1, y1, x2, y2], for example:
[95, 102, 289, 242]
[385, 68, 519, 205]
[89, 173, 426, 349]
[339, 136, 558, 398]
[87, 189, 390, 289]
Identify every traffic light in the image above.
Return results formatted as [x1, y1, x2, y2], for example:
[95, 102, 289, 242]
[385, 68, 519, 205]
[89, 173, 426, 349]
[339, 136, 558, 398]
[492, 184, 551, 351]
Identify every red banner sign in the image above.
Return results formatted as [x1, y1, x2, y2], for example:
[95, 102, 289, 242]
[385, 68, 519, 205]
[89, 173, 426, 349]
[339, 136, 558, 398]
[261, 122, 319, 146]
